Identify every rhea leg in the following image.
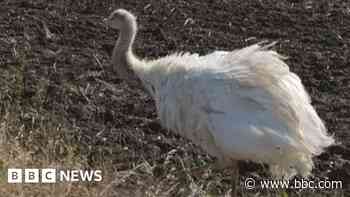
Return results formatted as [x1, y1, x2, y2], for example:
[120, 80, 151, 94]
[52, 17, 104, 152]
[231, 160, 239, 197]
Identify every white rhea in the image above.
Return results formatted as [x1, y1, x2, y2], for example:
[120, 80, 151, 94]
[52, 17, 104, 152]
[105, 9, 335, 196]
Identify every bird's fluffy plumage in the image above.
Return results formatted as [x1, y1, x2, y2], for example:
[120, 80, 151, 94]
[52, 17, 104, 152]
[137, 43, 334, 178]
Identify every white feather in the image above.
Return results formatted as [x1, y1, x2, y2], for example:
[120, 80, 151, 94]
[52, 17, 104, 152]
[141, 43, 334, 178]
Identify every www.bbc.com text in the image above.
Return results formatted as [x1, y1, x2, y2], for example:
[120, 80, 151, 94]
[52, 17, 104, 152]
[244, 177, 342, 190]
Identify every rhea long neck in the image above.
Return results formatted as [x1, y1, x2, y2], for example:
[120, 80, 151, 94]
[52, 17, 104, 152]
[111, 19, 144, 82]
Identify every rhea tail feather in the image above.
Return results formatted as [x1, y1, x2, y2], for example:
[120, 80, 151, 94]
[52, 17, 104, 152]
[242, 43, 335, 178]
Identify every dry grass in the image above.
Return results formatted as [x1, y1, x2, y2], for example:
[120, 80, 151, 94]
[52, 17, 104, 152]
[0, 47, 94, 197]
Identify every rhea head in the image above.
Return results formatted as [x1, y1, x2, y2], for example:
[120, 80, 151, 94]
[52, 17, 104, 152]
[105, 9, 137, 32]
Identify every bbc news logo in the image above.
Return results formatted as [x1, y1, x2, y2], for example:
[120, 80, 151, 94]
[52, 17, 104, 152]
[7, 169, 102, 183]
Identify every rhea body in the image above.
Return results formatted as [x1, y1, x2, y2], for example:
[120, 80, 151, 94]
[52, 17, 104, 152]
[106, 9, 334, 179]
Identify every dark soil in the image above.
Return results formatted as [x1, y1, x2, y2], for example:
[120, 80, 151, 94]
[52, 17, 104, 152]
[1, 0, 349, 196]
